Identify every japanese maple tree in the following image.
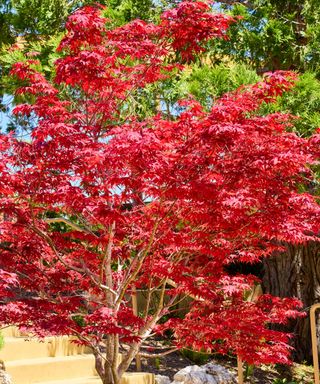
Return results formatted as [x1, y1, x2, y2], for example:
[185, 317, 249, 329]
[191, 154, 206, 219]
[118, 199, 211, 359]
[0, 3, 319, 384]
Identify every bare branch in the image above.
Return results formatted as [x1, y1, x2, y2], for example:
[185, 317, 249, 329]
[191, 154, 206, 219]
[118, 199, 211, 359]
[139, 348, 179, 358]
[115, 219, 160, 309]
[29, 225, 84, 274]
[80, 259, 117, 297]
[100, 221, 116, 306]
[45, 217, 99, 237]
[166, 278, 205, 301]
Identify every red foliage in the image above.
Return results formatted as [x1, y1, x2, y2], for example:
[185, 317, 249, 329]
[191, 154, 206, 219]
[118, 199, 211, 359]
[0, 1, 319, 374]
[160, 1, 235, 61]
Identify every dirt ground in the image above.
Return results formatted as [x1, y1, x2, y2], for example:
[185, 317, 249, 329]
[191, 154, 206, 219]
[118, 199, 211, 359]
[135, 353, 315, 383]
[127, 338, 315, 383]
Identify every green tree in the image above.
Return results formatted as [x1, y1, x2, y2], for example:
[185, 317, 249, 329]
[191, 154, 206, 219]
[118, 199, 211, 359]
[0, 0, 72, 46]
[214, 0, 320, 75]
[0, 0, 162, 47]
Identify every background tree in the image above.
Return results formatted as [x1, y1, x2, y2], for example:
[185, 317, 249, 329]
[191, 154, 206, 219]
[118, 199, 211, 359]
[0, 0, 161, 48]
[214, 0, 320, 75]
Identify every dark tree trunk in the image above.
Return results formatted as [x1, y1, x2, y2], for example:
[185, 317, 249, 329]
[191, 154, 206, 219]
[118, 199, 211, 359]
[263, 242, 320, 363]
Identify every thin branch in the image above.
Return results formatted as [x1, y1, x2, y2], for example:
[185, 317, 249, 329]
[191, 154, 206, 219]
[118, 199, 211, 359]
[29, 225, 84, 274]
[166, 278, 205, 301]
[117, 278, 167, 378]
[139, 348, 179, 358]
[45, 217, 99, 237]
[100, 221, 116, 306]
[143, 278, 154, 319]
[115, 219, 160, 309]
[80, 259, 117, 297]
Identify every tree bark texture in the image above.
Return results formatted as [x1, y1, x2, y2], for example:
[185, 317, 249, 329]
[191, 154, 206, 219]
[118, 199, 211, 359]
[263, 242, 320, 362]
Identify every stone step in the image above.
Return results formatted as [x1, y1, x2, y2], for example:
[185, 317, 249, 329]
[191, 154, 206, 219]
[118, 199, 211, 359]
[34, 372, 155, 384]
[6, 354, 97, 384]
[1, 326, 154, 384]
[0, 336, 90, 361]
[1, 326, 21, 338]
[34, 378, 100, 384]
[119, 372, 155, 384]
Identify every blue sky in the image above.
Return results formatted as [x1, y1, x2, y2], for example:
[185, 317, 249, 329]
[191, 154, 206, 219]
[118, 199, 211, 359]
[0, 94, 13, 133]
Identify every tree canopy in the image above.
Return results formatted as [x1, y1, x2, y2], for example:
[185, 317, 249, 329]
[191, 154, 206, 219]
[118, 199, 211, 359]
[0, 4, 319, 383]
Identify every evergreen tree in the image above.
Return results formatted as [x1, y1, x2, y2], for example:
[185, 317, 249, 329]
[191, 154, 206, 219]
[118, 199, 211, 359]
[215, 0, 320, 75]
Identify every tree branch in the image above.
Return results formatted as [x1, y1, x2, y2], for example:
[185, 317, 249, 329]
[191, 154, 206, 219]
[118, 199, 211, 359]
[139, 348, 179, 358]
[100, 221, 116, 306]
[29, 225, 84, 274]
[115, 219, 160, 309]
[45, 217, 99, 237]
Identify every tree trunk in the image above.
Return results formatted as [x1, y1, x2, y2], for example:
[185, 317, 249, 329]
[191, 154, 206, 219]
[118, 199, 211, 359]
[102, 367, 118, 384]
[263, 242, 320, 362]
[93, 335, 121, 384]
